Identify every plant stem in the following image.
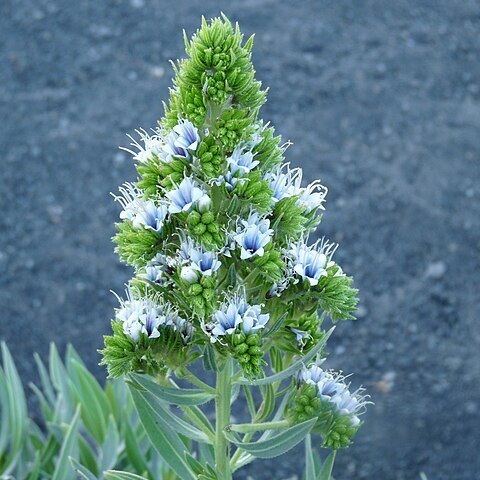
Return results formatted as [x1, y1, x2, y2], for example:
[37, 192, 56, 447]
[215, 358, 233, 479]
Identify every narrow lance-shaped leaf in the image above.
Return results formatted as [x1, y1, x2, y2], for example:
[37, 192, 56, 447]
[225, 418, 317, 459]
[128, 373, 214, 406]
[128, 384, 196, 479]
[51, 406, 80, 480]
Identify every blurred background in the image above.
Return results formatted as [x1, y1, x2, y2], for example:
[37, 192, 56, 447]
[1, 1, 479, 479]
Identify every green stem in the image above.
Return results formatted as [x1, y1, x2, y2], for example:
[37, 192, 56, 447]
[215, 359, 233, 479]
[227, 419, 289, 433]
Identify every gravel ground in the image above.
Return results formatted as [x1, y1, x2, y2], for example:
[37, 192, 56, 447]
[1, 1, 479, 479]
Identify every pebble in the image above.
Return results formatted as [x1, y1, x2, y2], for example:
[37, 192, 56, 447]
[48, 204, 63, 222]
[425, 261, 446, 279]
[356, 304, 368, 318]
[150, 66, 165, 78]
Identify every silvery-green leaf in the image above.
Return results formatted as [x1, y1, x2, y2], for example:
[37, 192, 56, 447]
[104, 471, 149, 480]
[128, 374, 214, 406]
[225, 418, 317, 459]
[48, 344, 75, 421]
[69, 458, 97, 480]
[202, 343, 217, 372]
[34, 352, 56, 406]
[305, 434, 315, 480]
[318, 451, 336, 480]
[255, 383, 275, 422]
[0, 342, 27, 474]
[128, 385, 196, 479]
[100, 415, 120, 471]
[51, 407, 80, 480]
[70, 359, 110, 443]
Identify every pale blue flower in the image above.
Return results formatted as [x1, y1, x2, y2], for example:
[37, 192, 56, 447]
[139, 254, 168, 284]
[298, 364, 368, 426]
[160, 120, 200, 162]
[266, 166, 327, 212]
[189, 248, 221, 276]
[234, 211, 273, 260]
[211, 172, 240, 192]
[178, 239, 221, 282]
[207, 293, 269, 342]
[266, 164, 302, 203]
[289, 238, 340, 286]
[116, 289, 192, 343]
[166, 177, 209, 214]
[227, 146, 259, 175]
[116, 183, 168, 233]
[121, 128, 164, 163]
[289, 327, 311, 348]
[297, 179, 328, 213]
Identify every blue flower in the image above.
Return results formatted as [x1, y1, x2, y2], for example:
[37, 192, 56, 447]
[207, 293, 269, 342]
[121, 128, 164, 164]
[298, 364, 368, 426]
[115, 289, 193, 343]
[139, 254, 169, 285]
[289, 238, 341, 286]
[178, 240, 221, 283]
[227, 146, 259, 175]
[116, 183, 168, 233]
[160, 120, 200, 162]
[166, 177, 209, 214]
[266, 164, 302, 203]
[211, 172, 240, 192]
[297, 179, 328, 213]
[189, 248, 221, 276]
[234, 211, 273, 259]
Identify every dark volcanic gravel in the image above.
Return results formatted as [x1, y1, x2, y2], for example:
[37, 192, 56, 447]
[1, 1, 479, 479]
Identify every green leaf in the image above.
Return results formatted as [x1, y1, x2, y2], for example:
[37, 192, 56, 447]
[127, 381, 210, 444]
[305, 434, 315, 480]
[129, 373, 214, 406]
[104, 471, 149, 480]
[69, 458, 97, 480]
[48, 343, 75, 421]
[256, 383, 275, 422]
[235, 327, 334, 386]
[122, 410, 151, 475]
[101, 414, 120, 471]
[34, 352, 56, 406]
[26, 452, 42, 480]
[51, 407, 80, 480]
[70, 359, 110, 443]
[318, 451, 336, 480]
[128, 385, 196, 479]
[0, 342, 27, 473]
[225, 418, 317, 459]
[202, 343, 217, 371]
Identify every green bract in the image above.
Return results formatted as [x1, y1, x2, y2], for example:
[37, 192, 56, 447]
[99, 14, 368, 480]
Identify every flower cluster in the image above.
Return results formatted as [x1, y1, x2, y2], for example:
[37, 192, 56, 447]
[292, 364, 368, 449]
[101, 15, 366, 457]
[203, 292, 268, 376]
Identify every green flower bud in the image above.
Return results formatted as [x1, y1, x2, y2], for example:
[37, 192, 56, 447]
[187, 210, 202, 226]
[201, 211, 215, 224]
[193, 223, 206, 235]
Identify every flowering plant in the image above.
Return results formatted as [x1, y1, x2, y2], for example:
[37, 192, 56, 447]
[101, 15, 368, 479]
